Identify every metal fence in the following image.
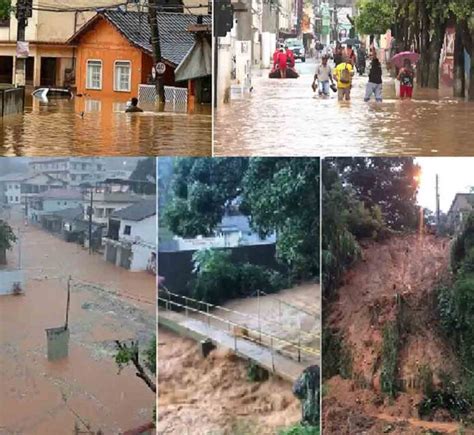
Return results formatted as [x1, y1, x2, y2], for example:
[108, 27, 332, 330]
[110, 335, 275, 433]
[138, 84, 188, 112]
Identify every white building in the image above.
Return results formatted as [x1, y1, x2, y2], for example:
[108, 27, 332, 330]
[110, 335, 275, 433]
[29, 158, 106, 187]
[161, 213, 276, 252]
[103, 199, 156, 273]
[0, 173, 24, 204]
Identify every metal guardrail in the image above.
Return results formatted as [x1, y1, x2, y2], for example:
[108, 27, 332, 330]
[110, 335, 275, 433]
[160, 289, 320, 346]
[158, 292, 320, 363]
[138, 84, 188, 112]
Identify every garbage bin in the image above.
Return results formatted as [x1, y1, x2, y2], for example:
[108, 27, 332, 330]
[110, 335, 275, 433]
[45, 326, 70, 361]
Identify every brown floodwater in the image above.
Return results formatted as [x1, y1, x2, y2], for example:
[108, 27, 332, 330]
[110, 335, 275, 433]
[0, 210, 156, 434]
[0, 96, 212, 157]
[214, 59, 474, 156]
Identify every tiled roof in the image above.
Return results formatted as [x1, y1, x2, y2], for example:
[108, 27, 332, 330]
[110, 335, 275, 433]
[0, 173, 30, 182]
[112, 198, 156, 221]
[71, 11, 211, 66]
[48, 206, 84, 221]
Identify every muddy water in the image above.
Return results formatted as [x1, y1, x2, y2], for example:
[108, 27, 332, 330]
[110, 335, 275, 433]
[214, 59, 474, 156]
[0, 212, 156, 433]
[158, 328, 301, 435]
[0, 96, 212, 157]
[158, 284, 320, 434]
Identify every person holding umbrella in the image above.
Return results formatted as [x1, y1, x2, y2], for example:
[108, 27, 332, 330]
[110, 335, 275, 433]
[397, 58, 415, 99]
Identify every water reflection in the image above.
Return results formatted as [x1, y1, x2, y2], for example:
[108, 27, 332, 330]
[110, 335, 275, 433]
[214, 60, 474, 157]
[0, 96, 212, 156]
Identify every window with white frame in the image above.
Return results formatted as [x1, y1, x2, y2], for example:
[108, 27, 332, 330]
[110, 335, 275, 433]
[114, 61, 131, 92]
[86, 60, 102, 90]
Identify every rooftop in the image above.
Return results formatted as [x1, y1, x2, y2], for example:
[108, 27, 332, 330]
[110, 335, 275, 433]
[69, 11, 211, 66]
[112, 198, 156, 221]
[40, 189, 83, 200]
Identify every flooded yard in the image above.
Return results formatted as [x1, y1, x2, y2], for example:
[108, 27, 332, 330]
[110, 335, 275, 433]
[0, 96, 212, 157]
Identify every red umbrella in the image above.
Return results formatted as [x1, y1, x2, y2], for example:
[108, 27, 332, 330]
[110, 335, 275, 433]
[391, 51, 420, 68]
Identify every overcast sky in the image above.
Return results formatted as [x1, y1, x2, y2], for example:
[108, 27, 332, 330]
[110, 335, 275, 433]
[416, 158, 474, 213]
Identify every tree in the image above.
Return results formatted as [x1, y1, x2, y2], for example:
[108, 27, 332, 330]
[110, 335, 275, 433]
[0, 0, 11, 20]
[164, 158, 320, 280]
[242, 158, 320, 280]
[355, 0, 394, 37]
[115, 337, 156, 393]
[0, 220, 17, 265]
[129, 157, 156, 194]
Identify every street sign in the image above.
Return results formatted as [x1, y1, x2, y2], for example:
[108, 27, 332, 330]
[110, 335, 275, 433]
[155, 62, 166, 75]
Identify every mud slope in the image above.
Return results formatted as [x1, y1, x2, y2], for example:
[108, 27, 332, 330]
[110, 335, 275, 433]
[324, 234, 466, 434]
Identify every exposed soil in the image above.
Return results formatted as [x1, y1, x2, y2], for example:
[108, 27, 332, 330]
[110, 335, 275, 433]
[324, 234, 470, 434]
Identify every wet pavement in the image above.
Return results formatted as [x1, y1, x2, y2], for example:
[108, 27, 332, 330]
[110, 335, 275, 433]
[214, 59, 474, 156]
[0, 96, 212, 157]
[0, 209, 156, 434]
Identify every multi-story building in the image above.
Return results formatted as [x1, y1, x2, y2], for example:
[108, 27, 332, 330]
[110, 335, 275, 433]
[29, 158, 105, 186]
[0, 173, 24, 204]
[447, 193, 474, 233]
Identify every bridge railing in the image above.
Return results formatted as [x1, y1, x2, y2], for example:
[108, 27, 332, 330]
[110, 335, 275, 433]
[158, 292, 320, 366]
[159, 289, 320, 346]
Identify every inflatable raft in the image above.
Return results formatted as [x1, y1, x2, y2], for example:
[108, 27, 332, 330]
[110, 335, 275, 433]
[269, 67, 299, 79]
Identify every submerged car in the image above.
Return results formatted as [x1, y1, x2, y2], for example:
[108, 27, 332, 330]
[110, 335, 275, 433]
[285, 38, 306, 62]
[32, 88, 74, 100]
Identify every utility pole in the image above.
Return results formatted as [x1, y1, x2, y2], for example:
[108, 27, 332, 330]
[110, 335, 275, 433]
[88, 188, 93, 255]
[436, 174, 440, 232]
[148, 0, 165, 106]
[14, 0, 32, 87]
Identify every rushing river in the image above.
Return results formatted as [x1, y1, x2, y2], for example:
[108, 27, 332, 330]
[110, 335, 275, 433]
[0, 96, 212, 157]
[214, 59, 474, 157]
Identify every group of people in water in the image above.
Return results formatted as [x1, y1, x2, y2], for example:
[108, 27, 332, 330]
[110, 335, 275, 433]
[271, 40, 416, 103]
[272, 45, 297, 79]
[312, 43, 415, 102]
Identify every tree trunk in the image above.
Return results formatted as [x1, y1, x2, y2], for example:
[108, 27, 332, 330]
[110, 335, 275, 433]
[418, 2, 430, 87]
[453, 23, 465, 98]
[0, 249, 6, 265]
[427, 20, 447, 89]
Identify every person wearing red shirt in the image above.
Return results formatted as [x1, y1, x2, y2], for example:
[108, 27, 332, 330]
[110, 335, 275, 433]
[273, 47, 281, 69]
[278, 49, 288, 78]
[285, 46, 295, 68]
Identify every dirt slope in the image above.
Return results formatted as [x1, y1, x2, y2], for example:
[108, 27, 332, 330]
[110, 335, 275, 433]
[324, 234, 467, 434]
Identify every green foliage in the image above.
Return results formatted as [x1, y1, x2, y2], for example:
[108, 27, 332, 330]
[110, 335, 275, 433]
[418, 364, 434, 397]
[129, 157, 156, 194]
[165, 158, 320, 281]
[0, 220, 17, 251]
[191, 248, 286, 305]
[278, 425, 320, 435]
[0, 0, 11, 19]
[322, 328, 352, 380]
[418, 390, 471, 420]
[246, 361, 269, 382]
[242, 158, 320, 280]
[355, 0, 395, 35]
[115, 337, 156, 376]
[380, 322, 400, 398]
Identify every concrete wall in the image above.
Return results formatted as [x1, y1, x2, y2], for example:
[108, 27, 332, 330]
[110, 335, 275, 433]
[158, 243, 284, 296]
[0, 88, 24, 117]
[119, 215, 156, 245]
[130, 242, 155, 272]
[0, 270, 24, 295]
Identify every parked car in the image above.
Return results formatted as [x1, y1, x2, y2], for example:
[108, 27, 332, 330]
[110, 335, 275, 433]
[285, 38, 306, 62]
[32, 88, 74, 101]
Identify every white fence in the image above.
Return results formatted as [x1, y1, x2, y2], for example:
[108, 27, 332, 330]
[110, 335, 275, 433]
[138, 84, 188, 112]
[0, 270, 24, 295]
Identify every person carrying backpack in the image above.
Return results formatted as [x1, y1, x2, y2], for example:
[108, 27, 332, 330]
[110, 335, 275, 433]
[334, 61, 354, 101]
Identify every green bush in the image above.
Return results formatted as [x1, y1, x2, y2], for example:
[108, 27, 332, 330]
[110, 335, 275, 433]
[278, 424, 320, 435]
[322, 328, 352, 380]
[381, 322, 400, 398]
[190, 248, 288, 305]
[246, 361, 269, 382]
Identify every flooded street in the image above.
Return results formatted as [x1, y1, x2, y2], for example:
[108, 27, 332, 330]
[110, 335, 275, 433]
[0, 96, 212, 157]
[0, 208, 156, 434]
[215, 59, 474, 156]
